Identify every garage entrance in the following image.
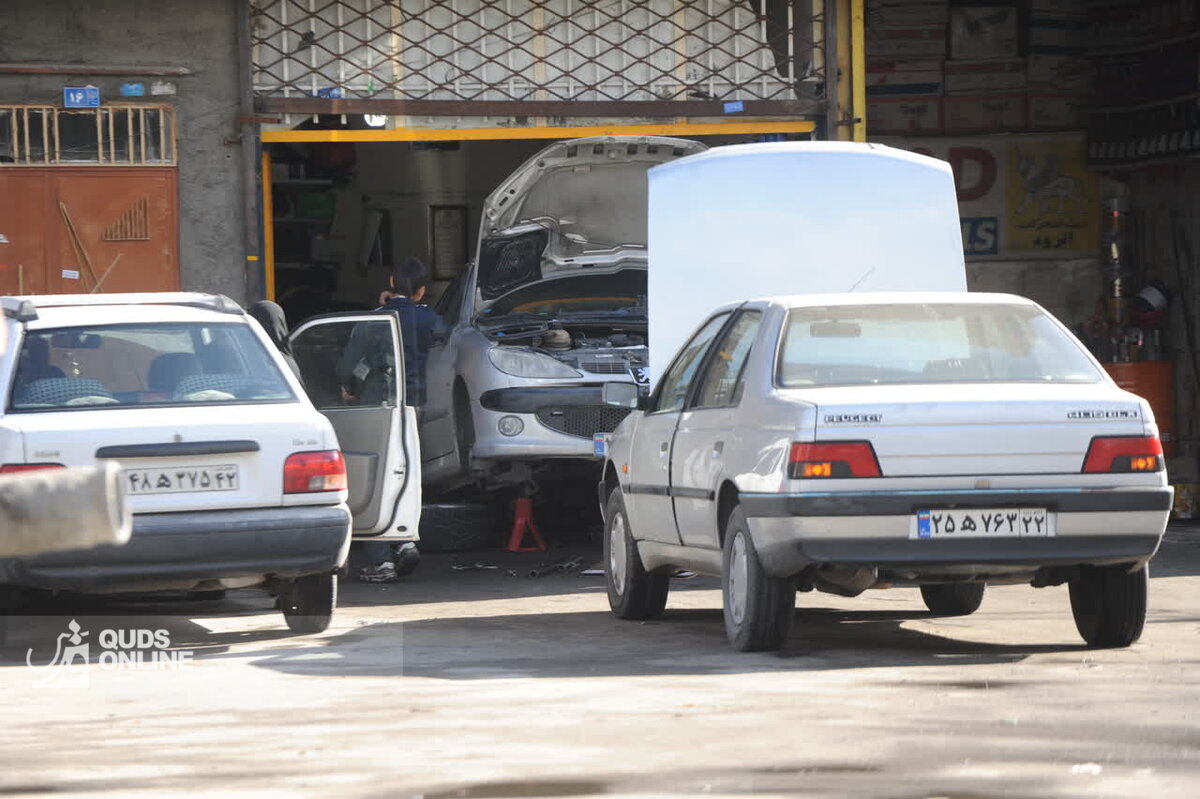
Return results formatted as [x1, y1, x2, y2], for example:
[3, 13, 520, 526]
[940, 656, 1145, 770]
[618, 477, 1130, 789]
[260, 121, 815, 326]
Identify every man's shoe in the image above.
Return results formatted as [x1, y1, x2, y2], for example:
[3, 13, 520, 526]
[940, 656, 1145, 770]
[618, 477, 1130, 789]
[359, 561, 398, 583]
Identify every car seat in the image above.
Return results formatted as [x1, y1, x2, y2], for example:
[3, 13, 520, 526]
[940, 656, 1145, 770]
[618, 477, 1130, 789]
[147, 353, 203, 394]
[16, 378, 115, 406]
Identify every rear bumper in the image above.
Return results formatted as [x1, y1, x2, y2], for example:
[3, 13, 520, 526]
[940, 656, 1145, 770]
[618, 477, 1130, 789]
[0, 504, 352, 592]
[741, 487, 1172, 578]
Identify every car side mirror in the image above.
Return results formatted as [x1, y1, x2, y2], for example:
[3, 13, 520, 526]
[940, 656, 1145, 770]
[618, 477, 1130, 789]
[601, 382, 639, 409]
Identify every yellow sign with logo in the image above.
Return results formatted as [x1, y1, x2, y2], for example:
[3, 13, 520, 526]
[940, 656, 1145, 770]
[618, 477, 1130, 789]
[1007, 138, 1099, 253]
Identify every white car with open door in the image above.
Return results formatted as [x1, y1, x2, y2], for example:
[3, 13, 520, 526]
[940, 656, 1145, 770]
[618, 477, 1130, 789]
[0, 293, 418, 634]
[599, 293, 1173, 652]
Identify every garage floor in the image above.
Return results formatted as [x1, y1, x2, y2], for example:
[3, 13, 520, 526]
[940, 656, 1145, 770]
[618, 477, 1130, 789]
[2, 530, 1200, 797]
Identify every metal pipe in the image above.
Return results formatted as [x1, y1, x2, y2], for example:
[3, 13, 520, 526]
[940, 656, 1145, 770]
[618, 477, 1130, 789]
[238, 0, 263, 302]
[850, 0, 866, 142]
[0, 63, 192, 76]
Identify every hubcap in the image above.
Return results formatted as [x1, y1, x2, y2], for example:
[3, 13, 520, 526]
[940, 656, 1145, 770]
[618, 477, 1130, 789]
[609, 512, 629, 597]
[727, 531, 748, 626]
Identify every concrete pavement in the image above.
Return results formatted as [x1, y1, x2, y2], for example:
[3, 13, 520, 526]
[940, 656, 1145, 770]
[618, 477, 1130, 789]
[2, 529, 1199, 798]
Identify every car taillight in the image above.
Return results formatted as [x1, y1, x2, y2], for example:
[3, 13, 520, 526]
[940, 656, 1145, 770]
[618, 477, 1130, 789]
[1082, 436, 1164, 474]
[0, 463, 66, 474]
[789, 442, 881, 479]
[283, 450, 347, 493]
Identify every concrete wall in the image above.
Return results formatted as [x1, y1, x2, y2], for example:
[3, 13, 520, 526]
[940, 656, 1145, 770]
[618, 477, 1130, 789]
[0, 0, 248, 301]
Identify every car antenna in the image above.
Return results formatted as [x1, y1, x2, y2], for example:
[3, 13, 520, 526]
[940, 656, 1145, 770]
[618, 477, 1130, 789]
[847, 266, 876, 293]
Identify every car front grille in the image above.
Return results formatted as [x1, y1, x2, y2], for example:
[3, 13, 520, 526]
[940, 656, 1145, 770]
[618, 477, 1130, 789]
[535, 405, 633, 438]
[581, 361, 629, 375]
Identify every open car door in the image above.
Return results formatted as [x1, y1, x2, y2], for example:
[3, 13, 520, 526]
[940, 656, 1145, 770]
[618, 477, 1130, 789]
[288, 313, 421, 540]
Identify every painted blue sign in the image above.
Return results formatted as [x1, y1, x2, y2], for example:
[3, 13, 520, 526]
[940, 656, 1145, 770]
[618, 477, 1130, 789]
[723, 100, 745, 114]
[961, 216, 999, 256]
[63, 86, 100, 108]
[120, 82, 146, 97]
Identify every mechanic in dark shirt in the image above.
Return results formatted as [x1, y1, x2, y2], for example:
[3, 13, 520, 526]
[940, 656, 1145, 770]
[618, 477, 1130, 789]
[339, 257, 447, 582]
[337, 257, 446, 408]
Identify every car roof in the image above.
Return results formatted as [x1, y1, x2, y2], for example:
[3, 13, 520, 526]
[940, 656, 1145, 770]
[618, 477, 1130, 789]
[8, 295, 248, 328]
[8, 293, 249, 330]
[764, 291, 1037, 309]
[697, 292, 1038, 319]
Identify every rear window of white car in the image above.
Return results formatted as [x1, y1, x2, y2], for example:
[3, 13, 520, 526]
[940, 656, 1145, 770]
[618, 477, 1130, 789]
[8, 323, 295, 411]
[777, 303, 1103, 388]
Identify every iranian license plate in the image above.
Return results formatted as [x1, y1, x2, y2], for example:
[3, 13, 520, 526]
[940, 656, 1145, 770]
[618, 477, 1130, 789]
[123, 464, 240, 495]
[912, 507, 1055, 539]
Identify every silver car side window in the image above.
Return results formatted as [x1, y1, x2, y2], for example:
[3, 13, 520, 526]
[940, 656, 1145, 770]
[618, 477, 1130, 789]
[651, 312, 731, 414]
[692, 310, 762, 409]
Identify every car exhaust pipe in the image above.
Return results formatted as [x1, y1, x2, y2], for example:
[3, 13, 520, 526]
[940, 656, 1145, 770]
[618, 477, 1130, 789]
[0, 463, 131, 557]
[812, 565, 879, 598]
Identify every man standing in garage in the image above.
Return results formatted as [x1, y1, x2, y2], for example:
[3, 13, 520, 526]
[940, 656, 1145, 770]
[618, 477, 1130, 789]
[342, 257, 446, 582]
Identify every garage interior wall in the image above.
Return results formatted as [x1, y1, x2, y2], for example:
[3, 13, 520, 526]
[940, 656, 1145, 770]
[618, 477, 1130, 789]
[0, 0, 247, 301]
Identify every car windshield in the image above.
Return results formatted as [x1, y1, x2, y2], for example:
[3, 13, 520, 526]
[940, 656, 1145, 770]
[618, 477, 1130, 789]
[480, 270, 647, 320]
[777, 303, 1103, 387]
[8, 322, 296, 411]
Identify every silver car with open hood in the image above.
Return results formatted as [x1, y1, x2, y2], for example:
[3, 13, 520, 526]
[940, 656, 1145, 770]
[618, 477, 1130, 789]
[419, 135, 707, 493]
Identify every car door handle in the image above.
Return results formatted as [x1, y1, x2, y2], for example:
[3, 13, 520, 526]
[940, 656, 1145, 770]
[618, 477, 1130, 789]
[659, 442, 669, 453]
[712, 441, 724, 457]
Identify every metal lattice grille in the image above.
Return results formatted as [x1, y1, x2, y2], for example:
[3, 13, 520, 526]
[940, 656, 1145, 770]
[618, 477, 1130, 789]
[251, 0, 822, 106]
[536, 405, 632, 438]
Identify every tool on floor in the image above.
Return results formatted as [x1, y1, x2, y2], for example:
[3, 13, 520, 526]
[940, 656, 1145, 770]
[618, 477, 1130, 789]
[527, 556, 585, 578]
[451, 561, 499, 572]
[505, 483, 547, 552]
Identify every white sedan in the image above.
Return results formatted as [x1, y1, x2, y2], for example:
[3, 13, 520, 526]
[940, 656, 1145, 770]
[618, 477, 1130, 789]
[0, 293, 420, 635]
[599, 293, 1172, 651]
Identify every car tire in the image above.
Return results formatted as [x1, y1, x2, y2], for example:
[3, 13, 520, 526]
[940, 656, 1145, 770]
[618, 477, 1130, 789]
[1069, 565, 1148, 648]
[393, 542, 421, 577]
[419, 502, 497, 552]
[722, 506, 795, 652]
[920, 583, 985, 616]
[281, 573, 337, 634]
[604, 489, 669, 620]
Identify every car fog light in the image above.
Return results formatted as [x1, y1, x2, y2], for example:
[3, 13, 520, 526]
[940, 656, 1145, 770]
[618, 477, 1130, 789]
[498, 415, 524, 437]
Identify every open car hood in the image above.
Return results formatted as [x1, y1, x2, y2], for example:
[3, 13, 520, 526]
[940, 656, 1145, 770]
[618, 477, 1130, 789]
[476, 135, 706, 302]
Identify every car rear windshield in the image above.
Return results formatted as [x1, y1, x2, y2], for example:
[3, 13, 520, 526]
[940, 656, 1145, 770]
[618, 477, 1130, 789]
[777, 303, 1103, 388]
[8, 323, 296, 412]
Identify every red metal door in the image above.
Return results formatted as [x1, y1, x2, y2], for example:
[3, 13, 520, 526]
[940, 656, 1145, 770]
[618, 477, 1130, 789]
[0, 167, 179, 296]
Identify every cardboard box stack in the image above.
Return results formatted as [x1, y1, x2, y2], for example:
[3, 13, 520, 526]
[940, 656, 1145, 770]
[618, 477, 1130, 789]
[866, 1, 947, 135]
[866, 0, 1094, 137]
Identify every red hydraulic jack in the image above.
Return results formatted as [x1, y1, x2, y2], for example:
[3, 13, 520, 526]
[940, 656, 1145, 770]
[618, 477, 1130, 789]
[505, 484, 547, 552]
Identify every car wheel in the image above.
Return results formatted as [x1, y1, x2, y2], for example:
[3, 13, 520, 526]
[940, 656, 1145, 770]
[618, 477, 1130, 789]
[393, 542, 421, 577]
[920, 583, 985, 616]
[1069, 565, 1148, 648]
[604, 489, 669, 620]
[722, 506, 795, 652]
[419, 502, 497, 552]
[281, 573, 337, 634]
